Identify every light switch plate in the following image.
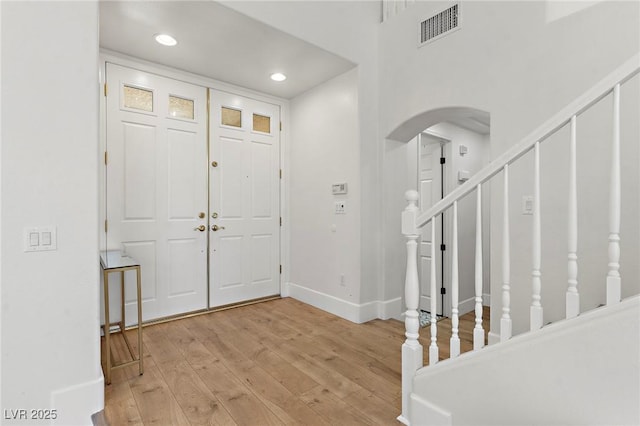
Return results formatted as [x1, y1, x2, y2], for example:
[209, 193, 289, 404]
[522, 196, 534, 215]
[24, 226, 57, 252]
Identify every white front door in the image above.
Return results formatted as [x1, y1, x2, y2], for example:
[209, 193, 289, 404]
[209, 90, 281, 307]
[106, 63, 208, 323]
[418, 132, 448, 316]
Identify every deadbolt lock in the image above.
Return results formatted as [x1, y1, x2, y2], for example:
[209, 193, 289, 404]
[198, 212, 206, 219]
[212, 212, 218, 218]
[211, 161, 218, 167]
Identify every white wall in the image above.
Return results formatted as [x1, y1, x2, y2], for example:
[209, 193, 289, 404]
[288, 69, 362, 308]
[379, 1, 640, 333]
[1, 2, 103, 425]
[411, 296, 640, 425]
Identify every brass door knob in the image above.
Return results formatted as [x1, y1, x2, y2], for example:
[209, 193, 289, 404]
[194, 225, 206, 232]
[212, 225, 226, 231]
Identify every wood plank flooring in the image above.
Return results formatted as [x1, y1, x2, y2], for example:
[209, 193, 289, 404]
[101, 298, 489, 425]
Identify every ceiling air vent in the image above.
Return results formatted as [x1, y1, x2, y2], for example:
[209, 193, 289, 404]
[419, 3, 460, 47]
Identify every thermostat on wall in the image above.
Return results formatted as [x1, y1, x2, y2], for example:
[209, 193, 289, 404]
[332, 183, 348, 195]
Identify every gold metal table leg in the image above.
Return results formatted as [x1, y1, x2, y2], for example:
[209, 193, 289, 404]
[136, 266, 143, 376]
[120, 271, 125, 334]
[103, 269, 111, 385]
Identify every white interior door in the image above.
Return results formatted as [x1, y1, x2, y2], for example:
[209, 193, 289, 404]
[105, 63, 208, 324]
[418, 132, 447, 316]
[209, 90, 281, 307]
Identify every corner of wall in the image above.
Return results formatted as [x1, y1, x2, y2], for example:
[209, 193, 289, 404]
[50, 375, 104, 426]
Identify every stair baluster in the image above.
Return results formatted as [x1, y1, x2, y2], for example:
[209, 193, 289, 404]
[531, 141, 543, 330]
[567, 116, 580, 319]
[474, 184, 485, 350]
[450, 201, 460, 358]
[501, 164, 512, 341]
[607, 84, 622, 305]
[429, 218, 439, 364]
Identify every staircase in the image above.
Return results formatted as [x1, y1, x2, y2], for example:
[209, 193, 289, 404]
[398, 54, 640, 425]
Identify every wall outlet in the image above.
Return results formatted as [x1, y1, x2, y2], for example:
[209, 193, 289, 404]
[334, 201, 346, 214]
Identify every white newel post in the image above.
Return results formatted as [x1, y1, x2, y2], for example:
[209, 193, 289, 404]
[399, 190, 423, 425]
[607, 84, 622, 305]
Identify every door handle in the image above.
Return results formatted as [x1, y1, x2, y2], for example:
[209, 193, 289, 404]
[212, 225, 226, 231]
[194, 225, 206, 232]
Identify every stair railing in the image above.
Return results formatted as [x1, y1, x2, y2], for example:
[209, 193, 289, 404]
[398, 53, 639, 425]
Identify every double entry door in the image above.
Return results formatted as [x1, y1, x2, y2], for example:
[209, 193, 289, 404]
[105, 64, 280, 324]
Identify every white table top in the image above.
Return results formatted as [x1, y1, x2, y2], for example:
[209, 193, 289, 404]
[100, 250, 140, 270]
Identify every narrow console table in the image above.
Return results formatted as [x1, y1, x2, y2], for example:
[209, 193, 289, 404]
[100, 250, 143, 384]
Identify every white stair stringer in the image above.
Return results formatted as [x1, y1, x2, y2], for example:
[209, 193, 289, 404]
[409, 295, 640, 426]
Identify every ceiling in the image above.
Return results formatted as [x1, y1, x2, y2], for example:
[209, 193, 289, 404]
[99, 1, 356, 99]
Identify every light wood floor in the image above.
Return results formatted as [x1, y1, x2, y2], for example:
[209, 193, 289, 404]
[99, 298, 489, 425]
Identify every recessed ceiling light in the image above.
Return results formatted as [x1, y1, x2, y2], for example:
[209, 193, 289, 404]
[270, 73, 287, 82]
[154, 34, 177, 47]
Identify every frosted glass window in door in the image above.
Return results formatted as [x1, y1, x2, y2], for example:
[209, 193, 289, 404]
[123, 85, 153, 112]
[168, 96, 195, 120]
[253, 114, 271, 134]
[221, 107, 242, 128]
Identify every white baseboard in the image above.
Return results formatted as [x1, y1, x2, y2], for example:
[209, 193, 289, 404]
[285, 282, 402, 323]
[488, 331, 500, 345]
[51, 375, 104, 426]
[459, 296, 475, 316]
[409, 393, 452, 425]
[483, 292, 491, 307]
[378, 296, 403, 320]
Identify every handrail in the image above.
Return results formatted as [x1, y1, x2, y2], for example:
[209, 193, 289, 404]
[415, 53, 640, 228]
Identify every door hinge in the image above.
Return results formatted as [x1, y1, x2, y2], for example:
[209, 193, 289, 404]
[279, 169, 282, 179]
[440, 244, 446, 251]
[280, 217, 282, 227]
[440, 287, 446, 295]
[279, 121, 282, 131]
[440, 157, 446, 165]
[279, 265, 282, 274]
[104, 220, 108, 233]
[104, 151, 108, 165]
[104, 83, 108, 97]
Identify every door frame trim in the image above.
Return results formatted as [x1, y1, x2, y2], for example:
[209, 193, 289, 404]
[99, 50, 290, 305]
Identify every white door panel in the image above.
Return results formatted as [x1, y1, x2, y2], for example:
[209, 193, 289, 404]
[106, 63, 208, 324]
[210, 90, 280, 307]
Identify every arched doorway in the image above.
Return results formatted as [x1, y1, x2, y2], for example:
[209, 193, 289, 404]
[387, 107, 491, 319]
